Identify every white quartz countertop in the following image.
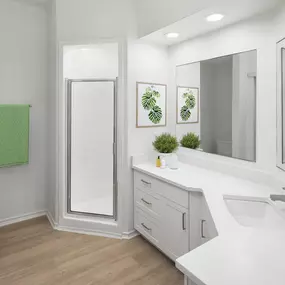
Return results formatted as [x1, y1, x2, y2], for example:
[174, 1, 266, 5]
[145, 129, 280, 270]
[133, 162, 285, 285]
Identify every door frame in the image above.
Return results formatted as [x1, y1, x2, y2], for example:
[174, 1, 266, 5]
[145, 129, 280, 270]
[55, 39, 131, 238]
[66, 78, 118, 220]
[277, 37, 285, 171]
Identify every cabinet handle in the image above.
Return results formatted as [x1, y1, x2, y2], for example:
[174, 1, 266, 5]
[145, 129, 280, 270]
[141, 179, 151, 187]
[141, 223, 151, 231]
[201, 219, 206, 238]
[141, 198, 152, 206]
[182, 213, 186, 230]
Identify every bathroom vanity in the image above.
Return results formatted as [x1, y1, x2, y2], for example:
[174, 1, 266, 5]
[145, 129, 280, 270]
[133, 160, 285, 285]
[134, 170, 217, 261]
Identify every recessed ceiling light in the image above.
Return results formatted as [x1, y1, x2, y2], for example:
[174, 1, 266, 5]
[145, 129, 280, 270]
[206, 14, 224, 22]
[165, 32, 179, 39]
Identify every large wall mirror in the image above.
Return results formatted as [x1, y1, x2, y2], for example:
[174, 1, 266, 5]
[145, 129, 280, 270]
[176, 50, 257, 162]
[277, 38, 285, 171]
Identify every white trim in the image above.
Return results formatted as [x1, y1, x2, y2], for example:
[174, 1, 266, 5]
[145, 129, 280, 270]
[0, 211, 136, 240]
[0, 211, 46, 228]
[46, 211, 58, 229]
[55, 224, 122, 239]
[122, 230, 140, 240]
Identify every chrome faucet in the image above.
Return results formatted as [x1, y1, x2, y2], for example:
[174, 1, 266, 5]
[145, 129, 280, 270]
[270, 187, 285, 202]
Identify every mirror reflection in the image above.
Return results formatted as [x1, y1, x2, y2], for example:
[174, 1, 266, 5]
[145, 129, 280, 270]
[281, 47, 285, 164]
[176, 50, 257, 162]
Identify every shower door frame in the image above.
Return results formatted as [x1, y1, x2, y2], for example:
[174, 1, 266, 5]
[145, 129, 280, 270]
[66, 78, 118, 220]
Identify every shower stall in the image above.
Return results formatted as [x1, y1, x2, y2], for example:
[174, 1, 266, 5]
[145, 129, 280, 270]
[62, 43, 119, 224]
[66, 78, 117, 218]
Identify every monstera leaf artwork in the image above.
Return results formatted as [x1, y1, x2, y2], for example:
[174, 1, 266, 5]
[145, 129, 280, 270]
[148, 105, 162, 124]
[180, 105, 191, 121]
[185, 93, 196, 109]
[177, 87, 199, 124]
[137, 83, 166, 127]
[142, 92, 156, 110]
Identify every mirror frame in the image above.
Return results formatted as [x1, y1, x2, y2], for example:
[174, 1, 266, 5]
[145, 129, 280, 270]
[277, 37, 285, 171]
[175, 49, 257, 163]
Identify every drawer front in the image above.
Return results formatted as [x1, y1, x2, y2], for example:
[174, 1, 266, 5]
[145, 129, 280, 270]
[135, 188, 160, 218]
[135, 209, 159, 245]
[134, 171, 155, 193]
[134, 171, 189, 209]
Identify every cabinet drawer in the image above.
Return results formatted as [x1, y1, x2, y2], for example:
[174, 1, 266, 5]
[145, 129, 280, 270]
[134, 171, 189, 209]
[134, 171, 155, 192]
[135, 188, 160, 218]
[135, 209, 159, 245]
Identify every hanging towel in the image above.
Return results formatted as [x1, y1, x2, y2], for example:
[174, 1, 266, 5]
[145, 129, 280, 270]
[0, 105, 30, 167]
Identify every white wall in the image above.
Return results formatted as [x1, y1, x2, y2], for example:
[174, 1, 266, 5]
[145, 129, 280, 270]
[176, 63, 201, 140]
[56, 0, 137, 41]
[63, 44, 118, 79]
[128, 42, 172, 156]
[0, 0, 49, 222]
[169, 11, 279, 174]
[275, 4, 285, 42]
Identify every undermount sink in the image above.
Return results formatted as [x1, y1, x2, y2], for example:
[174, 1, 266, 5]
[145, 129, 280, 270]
[224, 196, 285, 230]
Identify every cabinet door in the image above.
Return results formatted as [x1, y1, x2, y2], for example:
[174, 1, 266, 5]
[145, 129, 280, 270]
[200, 195, 218, 245]
[161, 199, 189, 260]
[190, 192, 218, 249]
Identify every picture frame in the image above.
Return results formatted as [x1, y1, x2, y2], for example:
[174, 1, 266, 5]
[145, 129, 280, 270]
[176, 86, 199, 124]
[136, 82, 167, 128]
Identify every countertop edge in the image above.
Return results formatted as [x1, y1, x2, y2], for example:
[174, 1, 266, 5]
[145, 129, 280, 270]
[132, 165, 203, 193]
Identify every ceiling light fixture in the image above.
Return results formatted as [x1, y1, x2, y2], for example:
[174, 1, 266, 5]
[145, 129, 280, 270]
[165, 32, 179, 39]
[206, 14, 224, 22]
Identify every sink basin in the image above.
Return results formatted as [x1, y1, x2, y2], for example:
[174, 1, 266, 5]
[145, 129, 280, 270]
[224, 197, 285, 230]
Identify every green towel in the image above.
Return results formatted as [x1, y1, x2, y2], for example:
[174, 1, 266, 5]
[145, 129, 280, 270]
[0, 105, 30, 167]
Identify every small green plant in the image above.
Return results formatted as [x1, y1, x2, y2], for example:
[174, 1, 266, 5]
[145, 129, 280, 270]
[180, 133, 200, 149]
[153, 133, 179, 154]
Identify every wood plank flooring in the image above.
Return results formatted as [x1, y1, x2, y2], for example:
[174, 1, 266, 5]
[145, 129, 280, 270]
[0, 217, 184, 285]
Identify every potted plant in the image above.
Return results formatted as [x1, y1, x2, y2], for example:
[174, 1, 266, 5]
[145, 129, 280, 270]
[180, 132, 200, 149]
[153, 133, 179, 168]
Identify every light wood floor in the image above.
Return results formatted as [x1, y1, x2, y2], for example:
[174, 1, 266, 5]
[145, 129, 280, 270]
[0, 217, 184, 285]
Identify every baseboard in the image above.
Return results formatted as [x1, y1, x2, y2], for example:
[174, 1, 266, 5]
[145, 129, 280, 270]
[46, 211, 58, 229]
[0, 211, 139, 241]
[55, 224, 123, 239]
[0, 211, 46, 228]
[122, 230, 139, 239]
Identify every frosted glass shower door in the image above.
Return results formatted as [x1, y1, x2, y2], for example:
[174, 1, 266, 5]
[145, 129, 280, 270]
[67, 80, 116, 217]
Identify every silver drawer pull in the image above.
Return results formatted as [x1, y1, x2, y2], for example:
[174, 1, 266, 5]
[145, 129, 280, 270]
[201, 219, 206, 238]
[141, 223, 152, 231]
[182, 212, 186, 230]
[141, 198, 152, 206]
[141, 179, 151, 186]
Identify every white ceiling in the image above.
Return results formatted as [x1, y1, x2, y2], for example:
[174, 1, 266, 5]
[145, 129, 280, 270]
[141, 0, 282, 46]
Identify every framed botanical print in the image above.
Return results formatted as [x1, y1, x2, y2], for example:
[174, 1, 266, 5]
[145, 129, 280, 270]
[177, 86, 199, 124]
[136, 82, 167, 128]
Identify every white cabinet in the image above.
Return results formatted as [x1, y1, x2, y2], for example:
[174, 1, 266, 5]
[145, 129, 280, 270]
[161, 199, 189, 260]
[133, 169, 217, 269]
[189, 192, 218, 250]
[200, 195, 218, 245]
[134, 170, 190, 261]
